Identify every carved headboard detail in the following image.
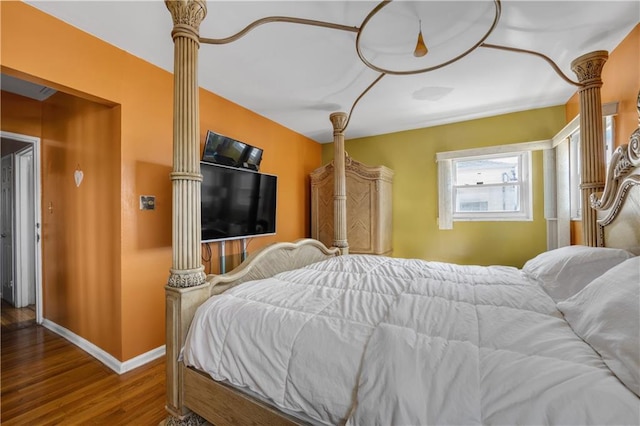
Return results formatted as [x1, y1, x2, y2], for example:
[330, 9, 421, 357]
[591, 90, 640, 252]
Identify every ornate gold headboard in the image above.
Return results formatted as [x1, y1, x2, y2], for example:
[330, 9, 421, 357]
[591, 91, 640, 253]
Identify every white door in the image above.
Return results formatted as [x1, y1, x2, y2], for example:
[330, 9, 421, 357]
[16, 147, 36, 308]
[1, 155, 15, 306]
[1, 131, 43, 323]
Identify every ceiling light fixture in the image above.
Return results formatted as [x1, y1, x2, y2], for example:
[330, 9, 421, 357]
[413, 20, 428, 58]
[197, 0, 582, 133]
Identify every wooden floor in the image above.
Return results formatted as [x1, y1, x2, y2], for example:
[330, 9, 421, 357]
[1, 302, 167, 425]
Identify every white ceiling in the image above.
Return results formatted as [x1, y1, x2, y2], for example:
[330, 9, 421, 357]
[23, 1, 640, 143]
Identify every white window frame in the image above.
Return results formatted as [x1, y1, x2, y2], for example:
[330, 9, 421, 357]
[452, 151, 531, 221]
[437, 140, 547, 230]
[569, 130, 582, 220]
[548, 101, 618, 249]
[568, 114, 615, 220]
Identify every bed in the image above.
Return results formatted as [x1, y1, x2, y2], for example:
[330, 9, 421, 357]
[180, 245, 639, 425]
[165, 124, 640, 426]
[163, 1, 640, 424]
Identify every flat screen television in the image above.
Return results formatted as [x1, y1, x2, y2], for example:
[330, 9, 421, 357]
[201, 162, 277, 242]
[202, 130, 263, 170]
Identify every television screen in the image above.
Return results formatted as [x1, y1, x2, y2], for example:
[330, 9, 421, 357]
[202, 130, 247, 167]
[201, 162, 277, 242]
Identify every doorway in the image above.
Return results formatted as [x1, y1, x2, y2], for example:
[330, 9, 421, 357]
[0, 131, 43, 324]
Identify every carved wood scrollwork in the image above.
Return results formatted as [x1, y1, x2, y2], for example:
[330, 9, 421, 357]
[591, 90, 640, 213]
[591, 90, 640, 246]
[570, 51, 608, 85]
[165, 411, 207, 426]
[630, 128, 639, 163]
[168, 268, 207, 288]
[165, 0, 207, 28]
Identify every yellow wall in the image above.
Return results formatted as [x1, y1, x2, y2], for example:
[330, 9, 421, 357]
[324, 106, 566, 267]
[323, 24, 639, 266]
[1, 1, 321, 361]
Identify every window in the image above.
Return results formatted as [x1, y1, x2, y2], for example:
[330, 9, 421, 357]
[568, 115, 615, 220]
[437, 141, 540, 230]
[569, 131, 581, 219]
[453, 151, 531, 221]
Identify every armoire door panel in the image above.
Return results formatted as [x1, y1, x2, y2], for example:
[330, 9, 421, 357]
[311, 157, 393, 255]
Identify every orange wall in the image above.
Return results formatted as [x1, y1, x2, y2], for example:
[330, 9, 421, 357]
[566, 24, 639, 245]
[0, 91, 42, 136]
[566, 24, 640, 146]
[40, 92, 122, 357]
[1, 1, 321, 361]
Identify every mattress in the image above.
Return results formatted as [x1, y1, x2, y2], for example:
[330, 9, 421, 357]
[182, 254, 639, 425]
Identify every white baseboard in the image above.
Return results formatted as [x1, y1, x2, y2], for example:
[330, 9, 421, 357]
[41, 319, 165, 374]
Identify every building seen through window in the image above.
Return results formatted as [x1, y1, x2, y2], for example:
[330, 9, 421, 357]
[454, 155, 522, 214]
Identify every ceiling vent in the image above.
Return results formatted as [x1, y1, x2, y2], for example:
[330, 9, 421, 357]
[1, 73, 57, 101]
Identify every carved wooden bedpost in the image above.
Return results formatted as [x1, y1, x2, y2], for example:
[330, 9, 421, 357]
[165, 0, 207, 424]
[330, 112, 349, 255]
[571, 50, 608, 247]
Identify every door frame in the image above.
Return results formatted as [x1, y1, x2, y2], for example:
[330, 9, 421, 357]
[1, 131, 43, 324]
[15, 146, 36, 309]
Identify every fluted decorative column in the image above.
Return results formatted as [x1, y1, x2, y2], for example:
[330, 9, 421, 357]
[330, 112, 349, 255]
[166, 1, 207, 289]
[165, 1, 207, 424]
[571, 50, 608, 247]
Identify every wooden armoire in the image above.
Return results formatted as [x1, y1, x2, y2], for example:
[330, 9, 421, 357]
[310, 156, 394, 255]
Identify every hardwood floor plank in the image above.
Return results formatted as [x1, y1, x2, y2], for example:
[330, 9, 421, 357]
[1, 305, 167, 425]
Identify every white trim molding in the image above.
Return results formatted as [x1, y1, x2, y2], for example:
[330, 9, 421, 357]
[435, 139, 552, 162]
[437, 140, 543, 229]
[41, 319, 165, 374]
[552, 101, 619, 148]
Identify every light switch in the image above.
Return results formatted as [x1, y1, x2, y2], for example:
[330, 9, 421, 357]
[140, 195, 156, 210]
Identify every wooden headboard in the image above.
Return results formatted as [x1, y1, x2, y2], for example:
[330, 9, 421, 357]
[593, 144, 640, 252]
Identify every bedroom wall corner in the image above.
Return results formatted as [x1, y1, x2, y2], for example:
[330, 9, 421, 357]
[0, 0, 323, 363]
[198, 89, 323, 275]
[564, 23, 639, 247]
[41, 92, 123, 359]
[329, 105, 566, 267]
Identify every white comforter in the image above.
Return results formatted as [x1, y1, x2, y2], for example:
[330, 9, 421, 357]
[182, 255, 640, 425]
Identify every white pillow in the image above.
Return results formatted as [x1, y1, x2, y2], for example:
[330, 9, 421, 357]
[557, 257, 640, 397]
[522, 245, 634, 301]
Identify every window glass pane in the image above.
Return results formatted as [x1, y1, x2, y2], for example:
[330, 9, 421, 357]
[604, 116, 614, 166]
[455, 156, 519, 185]
[455, 185, 520, 213]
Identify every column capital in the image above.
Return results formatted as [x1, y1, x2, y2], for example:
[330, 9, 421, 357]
[571, 50, 608, 87]
[165, 0, 207, 40]
[330, 112, 348, 135]
[168, 267, 206, 288]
